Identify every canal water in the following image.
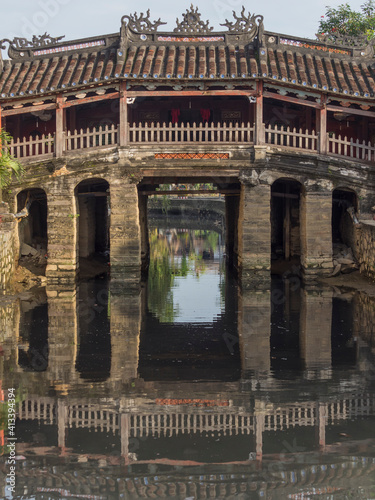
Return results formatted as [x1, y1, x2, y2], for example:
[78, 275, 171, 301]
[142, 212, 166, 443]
[1, 216, 375, 499]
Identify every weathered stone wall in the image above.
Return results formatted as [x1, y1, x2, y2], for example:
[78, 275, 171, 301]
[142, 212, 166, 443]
[350, 221, 375, 280]
[0, 204, 17, 292]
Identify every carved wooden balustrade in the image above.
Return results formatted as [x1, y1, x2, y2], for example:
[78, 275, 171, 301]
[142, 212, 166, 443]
[6, 121, 375, 165]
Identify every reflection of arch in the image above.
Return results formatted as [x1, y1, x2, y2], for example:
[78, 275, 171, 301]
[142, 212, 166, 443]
[16, 188, 48, 260]
[74, 178, 110, 265]
[332, 187, 358, 244]
[271, 178, 303, 263]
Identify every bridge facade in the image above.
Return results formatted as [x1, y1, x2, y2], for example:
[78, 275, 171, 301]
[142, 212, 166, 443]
[1, 7, 375, 287]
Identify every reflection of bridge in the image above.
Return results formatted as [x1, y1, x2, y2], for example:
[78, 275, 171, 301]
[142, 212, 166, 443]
[10, 456, 375, 500]
[1, 279, 375, 388]
[17, 393, 375, 458]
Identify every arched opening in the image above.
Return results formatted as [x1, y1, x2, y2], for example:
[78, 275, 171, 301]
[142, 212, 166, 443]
[75, 178, 110, 277]
[16, 188, 48, 273]
[271, 179, 302, 273]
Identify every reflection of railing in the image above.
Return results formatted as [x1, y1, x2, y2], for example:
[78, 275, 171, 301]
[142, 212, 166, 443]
[65, 124, 118, 151]
[264, 124, 318, 152]
[9, 134, 54, 158]
[128, 121, 254, 144]
[17, 395, 375, 434]
[328, 133, 375, 162]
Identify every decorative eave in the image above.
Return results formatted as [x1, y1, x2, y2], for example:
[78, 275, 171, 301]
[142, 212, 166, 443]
[0, 6, 375, 103]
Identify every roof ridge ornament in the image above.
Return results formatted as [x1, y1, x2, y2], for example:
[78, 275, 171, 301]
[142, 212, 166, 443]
[121, 9, 167, 32]
[174, 5, 214, 34]
[316, 31, 373, 49]
[221, 6, 264, 39]
[0, 33, 65, 52]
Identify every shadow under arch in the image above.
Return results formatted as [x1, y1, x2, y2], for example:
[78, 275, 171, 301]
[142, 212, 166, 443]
[16, 187, 48, 265]
[332, 186, 358, 246]
[74, 177, 110, 278]
[271, 177, 304, 275]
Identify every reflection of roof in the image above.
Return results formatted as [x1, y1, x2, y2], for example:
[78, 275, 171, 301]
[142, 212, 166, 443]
[13, 457, 375, 499]
[1, 6, 375, 100]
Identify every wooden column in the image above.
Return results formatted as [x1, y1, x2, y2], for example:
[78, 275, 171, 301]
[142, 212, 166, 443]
[315, 402, 327, 451]
[318, 94, 327, 155]
[119, 81, 128, 147]
[121, 413, 130, 463]
[56, 94, 65, 157]
[255, 80, 264, 145]
[57, 399, 67, 450]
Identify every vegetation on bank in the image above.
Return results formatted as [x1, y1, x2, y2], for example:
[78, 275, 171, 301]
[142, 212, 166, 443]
[0, 130, 23, 201]
[318, 0, 375, 39]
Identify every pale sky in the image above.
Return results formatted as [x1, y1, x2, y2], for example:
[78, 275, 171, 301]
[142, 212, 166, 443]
[0, 0, 368, 55]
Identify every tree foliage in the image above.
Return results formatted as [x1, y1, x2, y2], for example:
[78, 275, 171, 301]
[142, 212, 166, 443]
[0, 129, 23, 190]
[317, 0, 375, 38]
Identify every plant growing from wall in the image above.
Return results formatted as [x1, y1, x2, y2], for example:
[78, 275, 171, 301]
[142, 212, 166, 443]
[0, 129, 24, 203]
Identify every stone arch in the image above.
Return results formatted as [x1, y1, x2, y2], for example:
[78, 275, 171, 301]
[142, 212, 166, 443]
[332, 186, 358, 247]
[16, 187, 48, 266]
[271, 177, 304, 268]
[74, 177, 110, 274]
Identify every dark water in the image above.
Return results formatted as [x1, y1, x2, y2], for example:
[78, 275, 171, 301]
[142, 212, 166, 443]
[1, 222, 375, 499]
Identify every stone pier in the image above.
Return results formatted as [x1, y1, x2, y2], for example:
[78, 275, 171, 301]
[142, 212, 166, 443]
[300, 188, 333, 277]
[239, 182, 271, 287]
[299, 288, 332, 372]
[110, 177, 142, 289]
[47, 289, 78, 390]
[238, 289, 271, 375]
[45, 185, 78, 286]
[110, 289, 141, 386]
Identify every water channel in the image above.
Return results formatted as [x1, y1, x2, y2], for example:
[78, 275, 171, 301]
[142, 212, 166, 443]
[1, 211, 375, 499]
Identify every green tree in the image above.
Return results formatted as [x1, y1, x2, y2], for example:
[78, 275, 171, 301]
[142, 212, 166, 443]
[317, 1, 375, 38]
[0, 129, 23, 202]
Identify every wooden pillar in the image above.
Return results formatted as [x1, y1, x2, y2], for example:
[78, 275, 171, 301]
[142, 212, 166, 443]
[317, 94, 327, 155]
[121, 413, 130, 463]
[68, 106, 76, 133]
[57, 399, 68, 450]
[255, 80, 264, 145]
[315, 402, 327, 450]
[119, 81, 128, 147]
[56, 94, 65, 157]
[254, 411, 264, 462]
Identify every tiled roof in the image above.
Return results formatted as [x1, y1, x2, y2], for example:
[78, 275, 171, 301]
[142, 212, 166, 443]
[1, 24, 375, 100]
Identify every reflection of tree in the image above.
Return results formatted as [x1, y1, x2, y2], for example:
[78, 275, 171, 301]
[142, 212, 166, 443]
[147, 228, 222, 322]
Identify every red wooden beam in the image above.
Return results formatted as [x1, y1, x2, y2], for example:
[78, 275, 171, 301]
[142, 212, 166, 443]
[127, 90, 256, 97]
[1, 103, 56, 117]
[264, 91, 321, 109]
[63, 92, 120, 108]
[327, 104, 375, 118]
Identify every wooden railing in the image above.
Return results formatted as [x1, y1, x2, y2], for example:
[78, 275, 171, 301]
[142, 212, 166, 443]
[9, 133, 55, 158]
[65, 124, 118, 151]
[328, 133, 375, 162]
[6, 122, 375, 166]
[264, 124, 319, 152]
[129, 121, 254, 144]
